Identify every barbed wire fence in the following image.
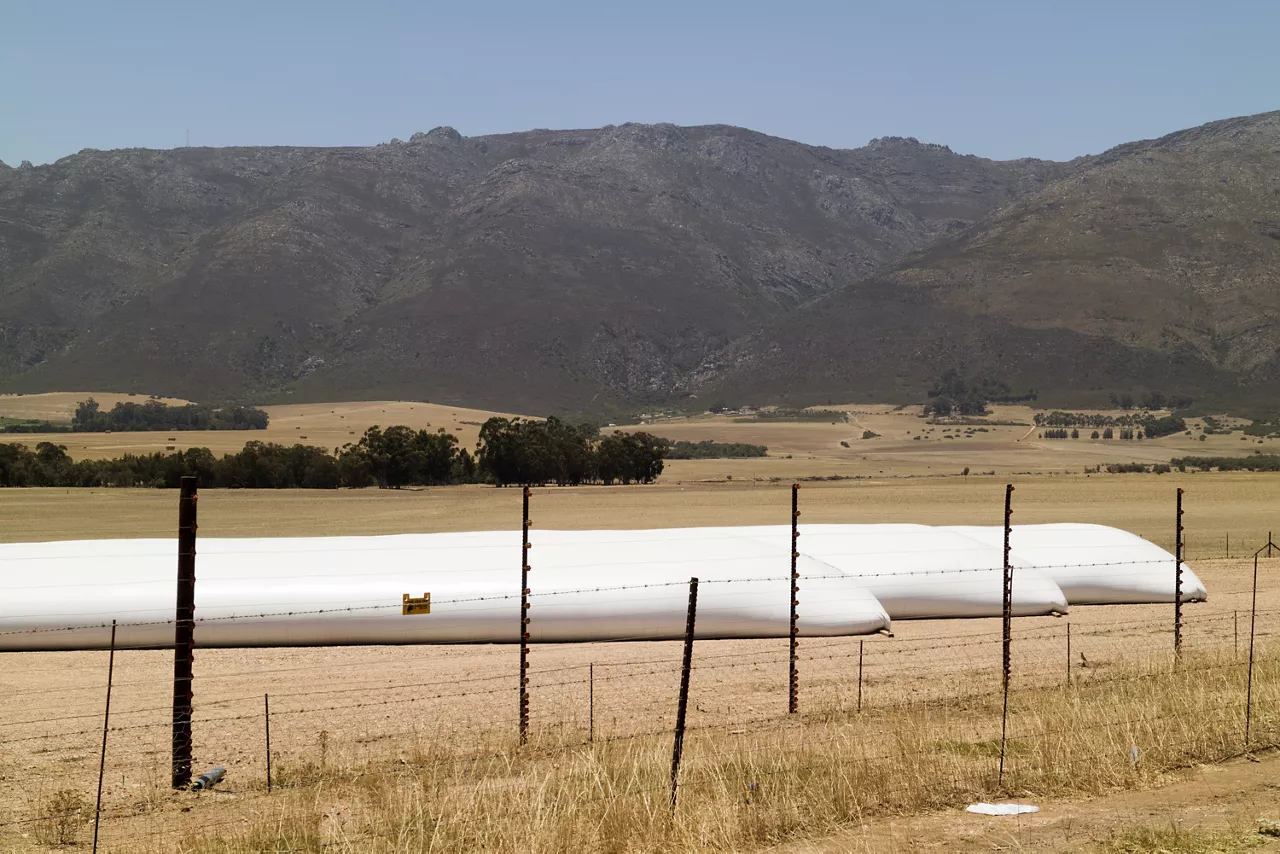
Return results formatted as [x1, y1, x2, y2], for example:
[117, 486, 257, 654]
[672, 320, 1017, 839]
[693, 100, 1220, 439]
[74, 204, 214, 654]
[0, 483, 1276, 851]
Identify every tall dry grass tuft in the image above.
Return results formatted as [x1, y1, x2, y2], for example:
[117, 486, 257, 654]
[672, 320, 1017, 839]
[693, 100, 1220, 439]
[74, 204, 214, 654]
[175, 644, 1280, 853]
[1099, 821, 1264, 853]
[32, 788, 89, 847]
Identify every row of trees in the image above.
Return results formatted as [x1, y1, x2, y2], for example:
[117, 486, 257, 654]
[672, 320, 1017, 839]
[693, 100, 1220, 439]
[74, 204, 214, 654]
[0, 440, 375, 489]
[663, 440, 767, 459]
[1035, 411, 1143, 428]
[0, 418, 678, 489]
[1042, 427, 1144, 440]
[1034, 410, 1187, 439]
[72, 399, 270, 432]
[1142, 415, 1188, 438]
[1101, 462, 1175, 474]
[0, 420, 71, 434]
[476, 418, 666, 486]
[743, 409, 848, 423]
[1171, 454, 1280, 472]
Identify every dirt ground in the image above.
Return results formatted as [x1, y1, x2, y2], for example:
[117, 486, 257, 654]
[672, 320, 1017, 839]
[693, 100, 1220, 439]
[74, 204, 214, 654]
[784, 748, 1280, 852]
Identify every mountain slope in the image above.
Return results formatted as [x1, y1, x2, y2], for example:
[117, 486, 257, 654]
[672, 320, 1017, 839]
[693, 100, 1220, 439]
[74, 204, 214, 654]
[698, 111, 1280, 407]
[0, 125, 1060, 410]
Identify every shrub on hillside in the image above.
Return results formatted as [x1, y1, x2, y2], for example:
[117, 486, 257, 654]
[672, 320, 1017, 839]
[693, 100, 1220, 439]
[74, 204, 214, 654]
[1171, 454, 1280, 472]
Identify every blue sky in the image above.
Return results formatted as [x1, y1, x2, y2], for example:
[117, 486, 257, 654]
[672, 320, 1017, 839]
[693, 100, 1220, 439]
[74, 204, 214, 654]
[2, 0, 1277, 165]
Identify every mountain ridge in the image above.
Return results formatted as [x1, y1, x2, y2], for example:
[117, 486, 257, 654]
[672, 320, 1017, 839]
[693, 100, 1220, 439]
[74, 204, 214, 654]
[694, 110, 1280, 409]
[0, 122, 1063, 411]
[2, 112, 1277, 413]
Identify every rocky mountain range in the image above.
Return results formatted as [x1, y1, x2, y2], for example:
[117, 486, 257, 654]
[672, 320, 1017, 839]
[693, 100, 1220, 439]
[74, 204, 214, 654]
[1, 112, 1277, 414]
[703, 112, 1280, 410]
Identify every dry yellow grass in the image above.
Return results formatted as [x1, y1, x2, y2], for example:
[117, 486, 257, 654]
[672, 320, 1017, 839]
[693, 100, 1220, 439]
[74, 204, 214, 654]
[0, 391, 190, 420]
[6, 607, 1276, 852]
[130, 645, 1278, 853]
[1, 473, 1277, 556]
[0, 393, 518, 460]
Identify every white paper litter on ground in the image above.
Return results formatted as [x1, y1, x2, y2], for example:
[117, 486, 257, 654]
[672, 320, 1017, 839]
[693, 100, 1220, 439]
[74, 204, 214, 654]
[965, 803, 1040, 816]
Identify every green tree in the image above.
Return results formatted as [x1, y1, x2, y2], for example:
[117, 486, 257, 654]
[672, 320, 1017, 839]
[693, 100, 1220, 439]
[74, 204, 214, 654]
[1110, 392, 1135, 410]
[72, 398, 103, 431]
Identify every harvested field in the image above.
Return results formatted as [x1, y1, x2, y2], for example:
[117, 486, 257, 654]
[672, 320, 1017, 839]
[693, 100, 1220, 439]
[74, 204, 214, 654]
[1, 473, 1277, 555]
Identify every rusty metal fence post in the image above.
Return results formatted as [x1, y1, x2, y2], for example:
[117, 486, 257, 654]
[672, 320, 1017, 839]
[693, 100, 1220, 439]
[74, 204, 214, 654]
[1246, 535, 1276, 745]
[92, 620, 116, 854]
[520, 486, 532, 746]
[1174, 488, 1184, 658]
[1066, 621, 1071, 685]
[265, 694, 272, 793]
[998, 483, 1014, 786]
[172, 476, 197, 789]
[857, 639, 864, 713]
[789, 483, 800, 714]
[670, 577, 699, 811]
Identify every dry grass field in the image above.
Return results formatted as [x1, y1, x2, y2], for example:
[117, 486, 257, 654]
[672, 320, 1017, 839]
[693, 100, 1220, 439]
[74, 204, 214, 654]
[620, 404, 1280, 480]
[1, 472, 1276, 556]
[0, 392, 191, 421]
[4, 395, 1280, 851]
[3, 393, 1276, 482]
[0, 393, 517, 460]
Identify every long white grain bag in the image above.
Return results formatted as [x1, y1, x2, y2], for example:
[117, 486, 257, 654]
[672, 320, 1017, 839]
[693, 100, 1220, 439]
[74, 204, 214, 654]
[529, 525, 1069, 619]
[0, 534, 891, 651]
[943, 524, 1208, 605]
[780, 524, 1070, 619]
